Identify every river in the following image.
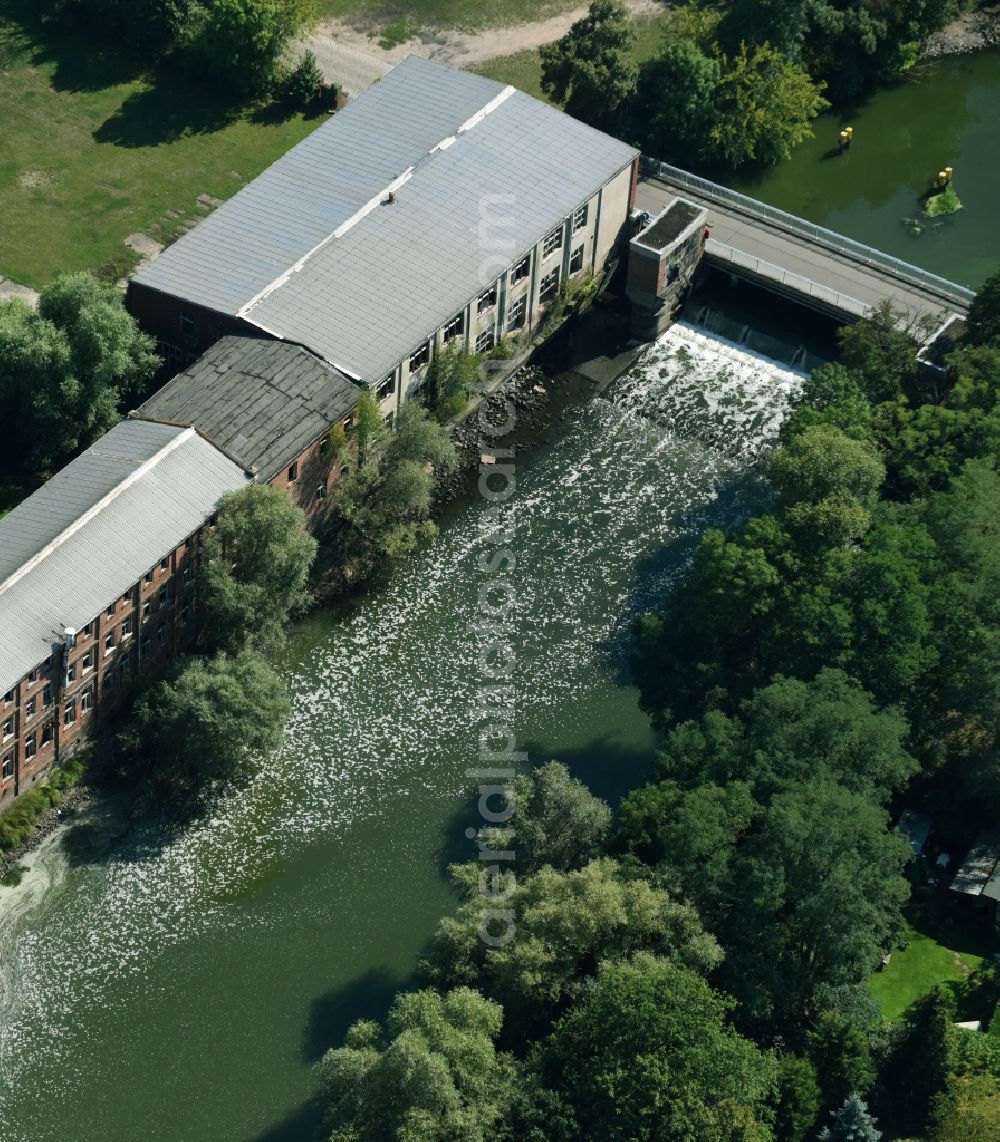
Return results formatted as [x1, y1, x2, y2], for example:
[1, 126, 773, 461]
[733, 48, 1000, 290]
[0, 324, 802, 1140]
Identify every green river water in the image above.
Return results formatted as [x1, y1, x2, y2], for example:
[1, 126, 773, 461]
[734, 49, 1000, 290]
[0, 48, 998, 1142]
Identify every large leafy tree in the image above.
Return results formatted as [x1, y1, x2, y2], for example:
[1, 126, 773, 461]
[539, 0, 638, 133]
[485, 761, 611, 877]
[537, 954, 778, 1139]
[118, 651, 290, 802]
[333, 395, 456, 562]
[708, 41, 828, 168]
[423, 858, 721, 1040]
[317, 988, 514, 1142]
[719, 778, 910, 1025]
[632, 37, 721, 168]
[183, 0, 317, 97]
[200, 484, 317, 653]
[0, 274, 159, 475]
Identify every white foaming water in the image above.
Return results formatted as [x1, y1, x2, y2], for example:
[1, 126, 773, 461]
[0, 324, 803, 1138]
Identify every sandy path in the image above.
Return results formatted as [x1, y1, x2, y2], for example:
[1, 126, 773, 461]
[302, 0, 665, 97]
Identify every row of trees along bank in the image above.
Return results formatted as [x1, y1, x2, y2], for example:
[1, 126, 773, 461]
[307, 268, 1000, 1141]
[541, 0, 962, 171]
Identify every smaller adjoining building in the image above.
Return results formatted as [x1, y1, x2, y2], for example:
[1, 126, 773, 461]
[627, 197, 708, 341]
[0, 420, 251, 806]
[949, 830, 1000, 921]
[134, 335, 361, 515]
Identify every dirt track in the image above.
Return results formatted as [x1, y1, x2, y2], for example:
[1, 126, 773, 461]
[301, 0, 664, 97]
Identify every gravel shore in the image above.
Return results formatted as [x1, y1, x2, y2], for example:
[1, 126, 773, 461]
[923, 5, 1000, 56]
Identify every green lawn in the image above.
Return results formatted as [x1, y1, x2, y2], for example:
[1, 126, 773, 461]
[0, 17, 324, 288]
[473, 13, 670, 103]
[315, 0, 587, 30]
[870, 885, 999, 1024]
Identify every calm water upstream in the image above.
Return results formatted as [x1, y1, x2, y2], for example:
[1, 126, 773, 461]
[0, 324, 802, 1141]
[733, 49, 1000, 289]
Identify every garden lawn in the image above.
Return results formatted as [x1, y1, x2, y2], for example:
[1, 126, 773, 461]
[473, 13, 670, 104]
[870, 888, 999, 1024]
[0, 19, 323, 289]
[315, 0, 586, 29]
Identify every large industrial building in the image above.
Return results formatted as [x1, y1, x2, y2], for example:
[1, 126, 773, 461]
[128, 55, 639, 421]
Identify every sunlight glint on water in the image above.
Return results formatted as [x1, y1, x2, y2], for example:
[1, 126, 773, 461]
[0, 324, 802, 1141]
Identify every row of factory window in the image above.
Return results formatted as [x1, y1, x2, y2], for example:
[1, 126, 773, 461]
[399, 242, 586, 379]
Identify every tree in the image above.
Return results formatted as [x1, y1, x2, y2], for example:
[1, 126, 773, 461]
[708, 42, 827, 169]
[719, 779, 910, 1025]
[632, 38, 721, 168]
[808, 1013, 875, 1113]
[425, 344, 478, 423]
[333, 398, 457, 562]
[930, 1073, 1000, 1142]
[539, 0, 638, 133]
[317, 987, 514, 1142]
[615, 778, 756, 908]
[967, 267, 1000, 346]
[423, 858, 721, 1040]
[836, 301, 922, 404]
[719, 0, 811, 59]
[490, 761, 611, 876]
[183, 0, 317, 99]
[0, 274, 159, 475]
[776, 1055, 821, 1142]
[200, 484, 316, 653]
[818, 1094, 881, 1141]
[117, 651, 290, 803]
[538, 954, 778, 1140]
[38, 272, 159, 397]
[885, 986, 957, 1135]
[771, 423, 885, 510]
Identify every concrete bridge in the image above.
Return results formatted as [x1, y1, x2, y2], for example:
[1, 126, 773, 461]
[634, 158, 974, 329]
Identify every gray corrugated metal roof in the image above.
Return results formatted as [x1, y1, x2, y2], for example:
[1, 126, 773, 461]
[134, 336, 361, 481]
[131, 56, 638, 382]
[132, 58, 507, 315]
[0, 420, 249, 695]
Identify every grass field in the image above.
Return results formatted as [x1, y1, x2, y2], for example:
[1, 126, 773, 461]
[314, 0, 587, 29]
[870, 883, 999, 1024]
[473, 13, 669, 103]
[0, 17, 324, 288]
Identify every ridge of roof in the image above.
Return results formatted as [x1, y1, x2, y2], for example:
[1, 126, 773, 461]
[237, 83, 516, 325]
[0, 427, 196, 601]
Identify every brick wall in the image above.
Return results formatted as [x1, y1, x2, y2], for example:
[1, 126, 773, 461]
[0, 532, 204, 809]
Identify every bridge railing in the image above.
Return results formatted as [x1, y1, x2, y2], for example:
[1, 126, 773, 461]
[706, 240, 869, 318]
[640, 156, 976, 306]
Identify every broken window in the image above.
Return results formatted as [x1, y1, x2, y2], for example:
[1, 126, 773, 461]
[507, 296, 527, 331]
[570, 245, 585, 274]
[477, 283, 498, 313]
[443, 313, 465, 342]
[540, 267, 561, 303]
[511, 255, 530, 285]
[409, 340, 431, 372]
[543, 227, 563, 257]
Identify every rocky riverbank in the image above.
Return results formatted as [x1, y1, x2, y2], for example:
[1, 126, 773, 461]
[923, 5, 1000, 56]
[0, 783, 91, 884]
